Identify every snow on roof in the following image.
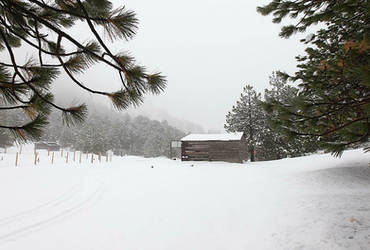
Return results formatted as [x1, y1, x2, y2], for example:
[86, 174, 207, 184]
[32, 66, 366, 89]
[181, 132, 244, 141]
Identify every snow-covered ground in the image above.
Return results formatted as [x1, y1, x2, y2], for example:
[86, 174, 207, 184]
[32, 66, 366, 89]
[0, 145, 369, 250]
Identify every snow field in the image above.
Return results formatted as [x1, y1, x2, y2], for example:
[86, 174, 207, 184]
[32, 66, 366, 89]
[0, 146, 369, 250]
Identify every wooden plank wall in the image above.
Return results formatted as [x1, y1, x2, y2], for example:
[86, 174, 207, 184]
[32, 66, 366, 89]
[181, 140, 247, 163]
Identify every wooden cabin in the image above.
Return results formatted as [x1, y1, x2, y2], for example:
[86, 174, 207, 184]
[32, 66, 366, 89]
[181, 132, 248, 163]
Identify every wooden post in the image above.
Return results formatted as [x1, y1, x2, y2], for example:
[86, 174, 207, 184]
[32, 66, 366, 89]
[73, 151, 76, 162]
[34, 152, 38, 165]
[15, 152, 18, 167]
[91, 153, 94, 164]
[86, 152, 88, 160]
[66, 152, 69, 164]
[106, 152, 108, 162]
[48, 148, 50, 156]
[79, 151, 82, 164]
[51, 152, 54, 164]
[99, 152, 101, 162]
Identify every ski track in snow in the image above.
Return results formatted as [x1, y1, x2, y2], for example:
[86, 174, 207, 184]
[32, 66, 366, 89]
[0, 185, 81, 227]
[0, 146, 369, 250]
[0, 181, 106, 243]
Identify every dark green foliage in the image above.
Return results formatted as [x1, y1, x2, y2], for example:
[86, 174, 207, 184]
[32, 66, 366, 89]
[225, 77, 316, 162]
[225, 85, 264, 161]
[261, 72, 317, 159]
[0, 0, 166, 142]
[258, 0, 369, 155]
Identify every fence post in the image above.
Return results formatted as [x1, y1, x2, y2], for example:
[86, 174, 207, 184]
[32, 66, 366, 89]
[48, 148, 50, 156]
[34, 152, 38, 165]
[79, 151, 82, 164]
[106, 152, 108, 162]
[51, 151, 54, 165]
[91, 153, 94, 164]
[15, 152, 18, 167]
[99, 152, 101, 163]
[66, 152, 69, 164]
[73, 151, 76, 162]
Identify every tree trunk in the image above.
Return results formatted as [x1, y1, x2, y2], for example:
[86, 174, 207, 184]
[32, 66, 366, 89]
[250, 145, 255, 162]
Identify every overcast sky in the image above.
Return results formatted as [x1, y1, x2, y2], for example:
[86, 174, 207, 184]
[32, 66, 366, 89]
[7, 0, 309, 132]
[111, 0, 308, 131]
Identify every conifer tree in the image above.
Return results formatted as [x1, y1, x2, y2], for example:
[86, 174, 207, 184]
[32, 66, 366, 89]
[262, 72, 317, 158]
[258, 0, 369, 156]
[225, 85, 264, 161]
[0, 0, 166, 142]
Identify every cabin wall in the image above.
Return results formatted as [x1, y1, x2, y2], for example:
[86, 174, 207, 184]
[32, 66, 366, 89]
[181, 140, 247, 163]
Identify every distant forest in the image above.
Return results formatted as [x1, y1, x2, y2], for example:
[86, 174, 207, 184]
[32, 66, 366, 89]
[1, 105, 185, 158]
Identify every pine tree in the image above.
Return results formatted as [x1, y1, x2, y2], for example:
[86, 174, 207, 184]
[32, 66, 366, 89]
[0, 0, 166, 142]
[258, 0, 369, 156]
[225, 85, 265, 161]
[262, 72, 317, 159]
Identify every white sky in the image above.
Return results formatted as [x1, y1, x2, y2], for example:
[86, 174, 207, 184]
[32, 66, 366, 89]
[4, 0, 309, 132]
[109, 0, 308, 131]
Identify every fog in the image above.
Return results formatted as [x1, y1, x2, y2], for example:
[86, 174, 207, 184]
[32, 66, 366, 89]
[8, 0, 309, 132]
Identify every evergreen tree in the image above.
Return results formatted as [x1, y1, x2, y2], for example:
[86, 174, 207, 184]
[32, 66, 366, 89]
[258, 0, 369, 156]
[0, 108, 12, 147]
[35, 103, 185, 157]
[0, 0, 166, 142]
[262, 72, 317, 159]
[225, 85, 264, 161]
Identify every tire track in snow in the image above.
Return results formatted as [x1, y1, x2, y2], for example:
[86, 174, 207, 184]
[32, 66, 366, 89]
[0, 185, 81, 227]
[0, 182, 106, 243]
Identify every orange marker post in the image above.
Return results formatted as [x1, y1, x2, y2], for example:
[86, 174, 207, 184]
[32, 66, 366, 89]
[15, 152, 18, 167]
[34, 152, 38, 165]
[51, 152, 54, 165]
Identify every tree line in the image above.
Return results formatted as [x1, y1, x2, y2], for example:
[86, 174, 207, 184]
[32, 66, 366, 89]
[225, 72, 317, 161]
[256, 0, 369, 156]
[1, 105, 185, 158]
[230, 0, 369, 161]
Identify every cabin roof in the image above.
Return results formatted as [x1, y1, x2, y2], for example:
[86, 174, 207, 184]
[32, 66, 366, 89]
[181, 132, 244, 142]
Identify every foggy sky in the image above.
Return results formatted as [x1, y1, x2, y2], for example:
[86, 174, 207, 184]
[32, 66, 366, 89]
[113, 0, 307, 131]
[5, 0, 309, 132]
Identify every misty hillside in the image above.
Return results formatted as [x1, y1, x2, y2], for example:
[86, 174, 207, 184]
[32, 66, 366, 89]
[1, 104, 186, 158]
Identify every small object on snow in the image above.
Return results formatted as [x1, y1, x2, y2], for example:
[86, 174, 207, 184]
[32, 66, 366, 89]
[190, 164, 194, 167]
[348, 236, 354, 239]
[151, 165, 154, 168]
[172, 158, 176, 160]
